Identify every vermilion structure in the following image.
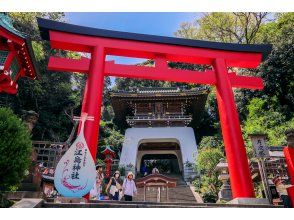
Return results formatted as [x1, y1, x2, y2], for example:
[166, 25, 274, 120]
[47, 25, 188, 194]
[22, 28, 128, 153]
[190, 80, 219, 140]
[0, 13, 38, 94]
[284, 141, 294, 206]
[38, 18, 272, 199]
[101, 146, 116, 178]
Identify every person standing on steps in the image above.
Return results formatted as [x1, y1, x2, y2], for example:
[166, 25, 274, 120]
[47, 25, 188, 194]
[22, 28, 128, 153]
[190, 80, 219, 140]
[95, 165, 104, 200]
[90, 165, 104, 200]
[122, 172, 137, 201]
[106, 170, 122, 200]
[152, 166, 159, 174]
[273, 175, 292, 208]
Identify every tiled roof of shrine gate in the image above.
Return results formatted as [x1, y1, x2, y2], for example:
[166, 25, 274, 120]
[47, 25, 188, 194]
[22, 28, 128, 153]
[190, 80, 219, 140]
[0, 13, 39, 79]
[110, 86, 209, 98]
[37, 17, 272, 61]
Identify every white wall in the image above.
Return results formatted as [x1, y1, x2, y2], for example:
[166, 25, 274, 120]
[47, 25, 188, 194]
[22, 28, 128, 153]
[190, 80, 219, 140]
[119, 127, 198, 172]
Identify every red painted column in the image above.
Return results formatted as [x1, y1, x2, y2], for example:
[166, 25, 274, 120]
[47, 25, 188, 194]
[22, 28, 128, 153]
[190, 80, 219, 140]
[213, 58, 255, 198]
[82, 47, 105, 200]
[283, 147, 294, 207]
[78, 81, 89, 134]
[83, 46, 105, 160]
[284, 147, 294, 184]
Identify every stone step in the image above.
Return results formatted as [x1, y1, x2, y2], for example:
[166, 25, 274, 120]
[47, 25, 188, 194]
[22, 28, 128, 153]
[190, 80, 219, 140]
[134, 185, 197, 203]
[42, 200, 281, 208]
[133, 174, 196, 203]
[5, 191, 43, 201]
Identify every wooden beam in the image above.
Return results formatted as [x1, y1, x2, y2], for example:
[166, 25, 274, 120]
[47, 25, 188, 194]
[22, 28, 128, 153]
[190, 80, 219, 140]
[48, 56, 90, 73]
[48, 56, 263, 90]
[229, 72, 264, 90]
[104, 61, 216, 85]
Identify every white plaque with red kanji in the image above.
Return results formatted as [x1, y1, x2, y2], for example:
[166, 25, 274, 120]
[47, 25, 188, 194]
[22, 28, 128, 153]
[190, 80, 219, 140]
[54, 114, 96, 197]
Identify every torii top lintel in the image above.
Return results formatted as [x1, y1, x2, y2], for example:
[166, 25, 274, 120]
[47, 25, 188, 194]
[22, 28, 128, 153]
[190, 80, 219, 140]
[37, 17, 272, 89]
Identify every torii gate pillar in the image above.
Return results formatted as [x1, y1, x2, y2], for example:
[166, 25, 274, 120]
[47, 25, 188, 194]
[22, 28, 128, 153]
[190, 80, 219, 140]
[214, 59, 254, 198]
[83, 47, 105, 160]
[283, 130, 294, 207]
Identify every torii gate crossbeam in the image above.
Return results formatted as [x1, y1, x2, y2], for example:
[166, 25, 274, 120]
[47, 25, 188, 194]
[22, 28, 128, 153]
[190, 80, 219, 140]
[37, 18, 272, 199]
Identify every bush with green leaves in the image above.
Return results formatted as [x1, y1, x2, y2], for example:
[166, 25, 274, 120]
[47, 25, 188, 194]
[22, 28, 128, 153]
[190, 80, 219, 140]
[194, 147, 224, 202]
[0, 107, 32, 192]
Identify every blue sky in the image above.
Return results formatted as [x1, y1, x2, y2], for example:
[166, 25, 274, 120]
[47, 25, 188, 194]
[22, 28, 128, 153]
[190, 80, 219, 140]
[65, 13, 200, 61]
[65, 13, 199, 37]
[65, 13, 201, 84]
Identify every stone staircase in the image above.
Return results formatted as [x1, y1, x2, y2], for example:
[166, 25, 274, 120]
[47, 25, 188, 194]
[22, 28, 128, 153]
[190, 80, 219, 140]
[133, 174, 198, 203]
[10, 174, 281, 208]
[41, 200, 280, 208]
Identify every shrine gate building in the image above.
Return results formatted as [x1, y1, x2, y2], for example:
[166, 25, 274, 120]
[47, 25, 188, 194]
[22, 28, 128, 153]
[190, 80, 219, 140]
[111, 87, 209, 180]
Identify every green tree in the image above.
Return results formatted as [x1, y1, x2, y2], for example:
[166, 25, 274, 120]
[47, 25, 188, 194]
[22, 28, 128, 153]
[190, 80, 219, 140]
[97, 120, 124, 160]
[198, 134, 223, 150]
[0, 108, 32, 192]
[0, 13, 85, 141]
[175, 12, 270, 43]
[243, 98, 294, 148]
[195, 147, 224, 203]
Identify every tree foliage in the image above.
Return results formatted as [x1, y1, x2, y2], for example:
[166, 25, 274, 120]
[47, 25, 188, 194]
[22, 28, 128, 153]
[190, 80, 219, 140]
[195, 147, 224, 202]
[0, 108, 32, 192]
[175, 12, 270, 43]
[243, 98, 294, 147]
[0, 13, 81, 141]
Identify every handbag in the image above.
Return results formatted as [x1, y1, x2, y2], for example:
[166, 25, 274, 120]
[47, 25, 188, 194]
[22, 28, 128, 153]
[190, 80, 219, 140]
[109, 185, 118, 196]
[116, 181, 122, 190]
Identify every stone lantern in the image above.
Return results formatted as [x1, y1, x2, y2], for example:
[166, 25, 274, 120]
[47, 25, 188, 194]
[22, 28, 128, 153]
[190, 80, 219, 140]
[215, 158, 232, 202]
[101, 146, 116, 178]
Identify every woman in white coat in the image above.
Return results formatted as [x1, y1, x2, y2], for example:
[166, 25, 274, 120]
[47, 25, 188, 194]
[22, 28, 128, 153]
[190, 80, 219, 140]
[122, 172, 137, 201]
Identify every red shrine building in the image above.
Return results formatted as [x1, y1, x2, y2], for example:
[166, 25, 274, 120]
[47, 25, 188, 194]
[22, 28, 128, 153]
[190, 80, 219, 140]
[0, 13, 38, 94]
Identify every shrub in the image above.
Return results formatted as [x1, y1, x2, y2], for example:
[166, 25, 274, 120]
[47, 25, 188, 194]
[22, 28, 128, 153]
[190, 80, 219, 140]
[0, 107, 32, 192]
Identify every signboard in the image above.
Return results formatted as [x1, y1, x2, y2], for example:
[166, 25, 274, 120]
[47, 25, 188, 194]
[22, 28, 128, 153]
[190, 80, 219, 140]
[251, 135, 270, 158]
[54, 114, 96, 197]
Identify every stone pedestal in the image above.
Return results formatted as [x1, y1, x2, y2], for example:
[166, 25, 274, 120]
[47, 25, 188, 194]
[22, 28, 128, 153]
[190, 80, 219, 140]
[54, 197, 87, 203]
[228, 198, 270, 205]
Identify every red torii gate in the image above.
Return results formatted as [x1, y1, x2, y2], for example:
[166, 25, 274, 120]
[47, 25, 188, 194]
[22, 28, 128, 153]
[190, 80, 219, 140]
[37, 18, 272, 199]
